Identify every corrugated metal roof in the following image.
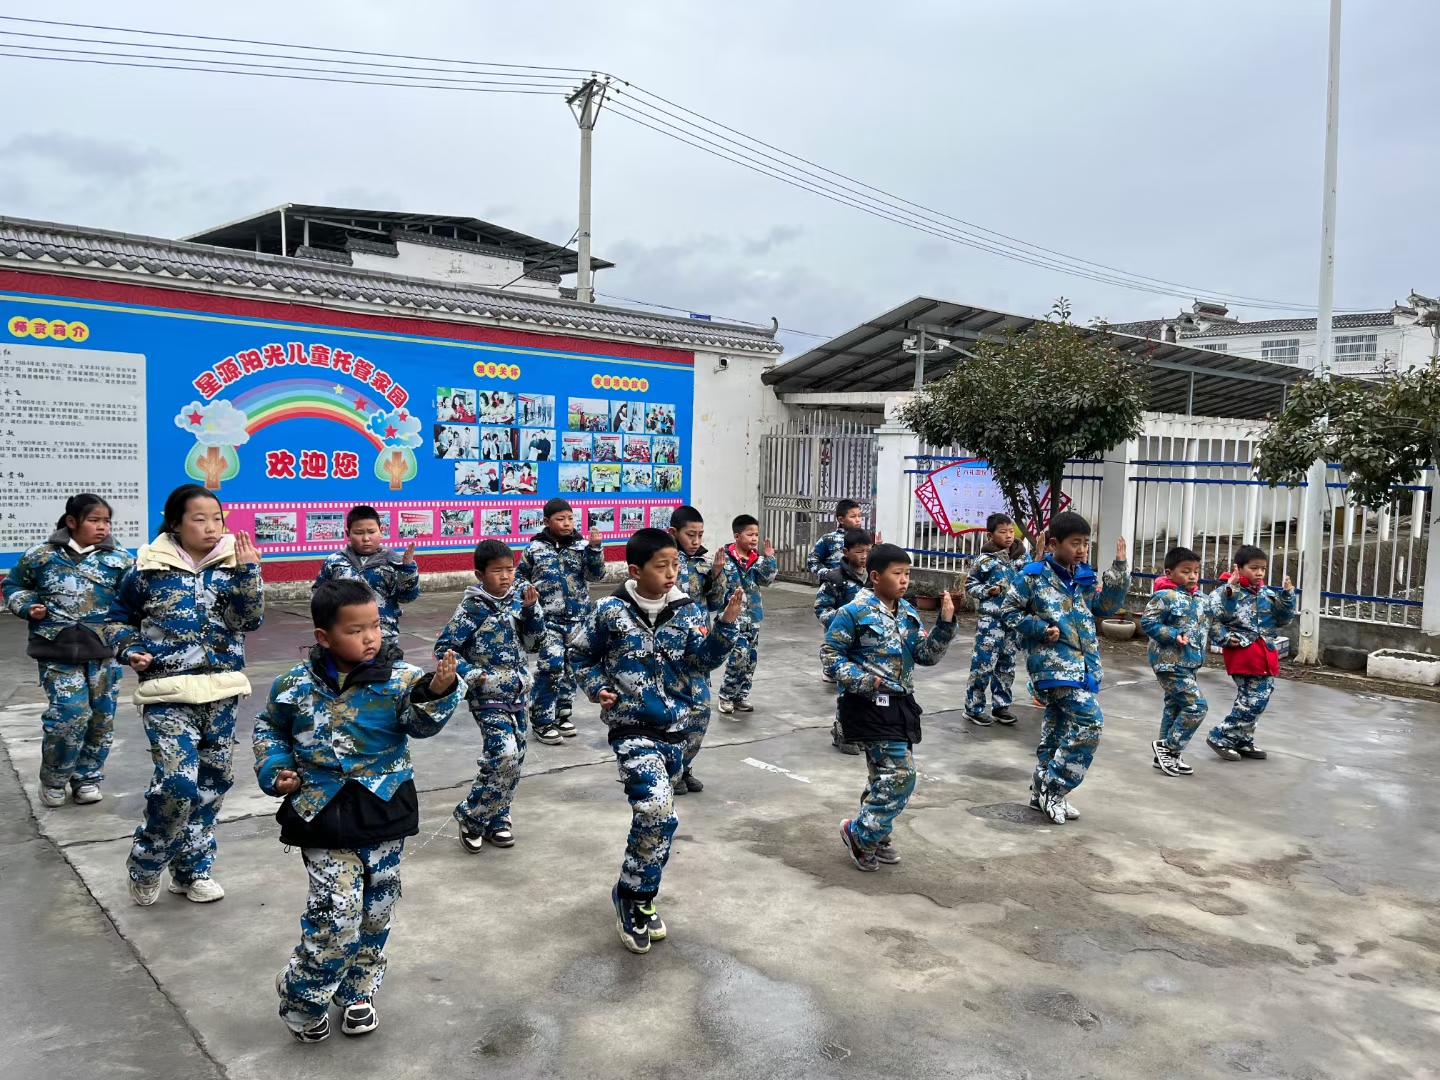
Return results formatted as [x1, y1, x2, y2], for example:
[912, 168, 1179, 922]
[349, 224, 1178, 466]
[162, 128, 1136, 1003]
[0, 216, 780, 354]
[762, 296, 1307, 420]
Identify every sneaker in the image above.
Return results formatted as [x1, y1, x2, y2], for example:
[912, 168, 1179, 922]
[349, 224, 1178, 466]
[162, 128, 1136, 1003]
[717, 699, 735, 715]
[831, 721, 863, 755]
[1236, 744, 1269, 760]
[1207, 737, 1242, 762]
[1171, 754, 1194, 775]
[129, 875, 161, 906]
[991, 707, 1018, 725]
[168, 874, 225, 903]
[40, 786, 66, 808]
[1152, 740, 1181, 777]
[680, 770, 703, 793]
[733, 700, 754, 713]
[556, 718, 578, 738]
[875, 838, 901, 865]
[72, 783, 103, 804]
[341, 1000, 378, 1036]
[534, 725, 564, 745]
[673, 774, 689, 796]
[822, 671, 837, 683]
[486, 827, 515, 848]
[964, 709, 994, 727]
[290, 1014, 331, 1044]
[636, 899, 666, 941]
[839, 819, 880, 872]
[612, 885, 652, 954]
[1060, 798, 1080, 821]
[1037, 792, 1067, 825]
[556, 702, 573, 721]
[458, 821, 484, 854]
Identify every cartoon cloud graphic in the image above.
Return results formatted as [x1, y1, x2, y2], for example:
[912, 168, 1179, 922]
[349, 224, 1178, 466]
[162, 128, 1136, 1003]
[175, 399, 250, 490]
[367, 407, 423, 490]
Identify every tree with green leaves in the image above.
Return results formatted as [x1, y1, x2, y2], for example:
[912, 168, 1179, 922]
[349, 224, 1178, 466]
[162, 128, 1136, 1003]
[1253, 364, 1440, 512]
[899, 300, 1148, 540]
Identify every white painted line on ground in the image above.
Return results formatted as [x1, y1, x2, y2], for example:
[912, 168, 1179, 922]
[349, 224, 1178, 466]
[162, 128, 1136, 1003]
[742, 757, 812, 783]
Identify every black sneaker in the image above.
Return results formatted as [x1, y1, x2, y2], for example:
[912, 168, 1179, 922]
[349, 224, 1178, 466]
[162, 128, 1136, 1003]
[733, 700, 754, 713]
[290, 1013, 331, 1044]
[557, 701, 573, 721]
[636, 898, 666, 941]
[458, 820, 484, 854]
[875, 838, 901, 865]
[991, 707, 1018, 725]
[1171, 753, 1194, 775]
[341, 1000, 378, 1036]
[965, 709, 995, 727]
[485, 826, 515, 848]
[612, 885, 652, 954]
[1207, 737, 1242, 762]
[681, 769, 703, 793]
[1236, 744, 1268, 760]
[534, 725, 564, 745]
[556, 717, 578, 738]
[839, 819, 879, 872]
[673, 773, 690, 796]
[1152, 739, 1180, 776]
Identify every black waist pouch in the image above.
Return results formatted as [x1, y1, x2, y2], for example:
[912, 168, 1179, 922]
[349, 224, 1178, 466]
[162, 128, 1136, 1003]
[837, 691, 922, 745]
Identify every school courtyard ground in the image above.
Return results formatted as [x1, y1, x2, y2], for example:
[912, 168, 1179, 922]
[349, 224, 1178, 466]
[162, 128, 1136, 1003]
[2, 583, 1438, 1080]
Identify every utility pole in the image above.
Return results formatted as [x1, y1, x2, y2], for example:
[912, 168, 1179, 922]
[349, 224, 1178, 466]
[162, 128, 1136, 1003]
[568, 77, 610, 304]
[1297, 0, 1343, 664]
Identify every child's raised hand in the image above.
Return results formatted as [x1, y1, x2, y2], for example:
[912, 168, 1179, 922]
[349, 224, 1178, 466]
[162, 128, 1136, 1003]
[1115, 536, 1128, 563]
[762, 537, 775, 557]
[233, 531, 261, 566]
[874, 530, 883, 544]
[939, 590, 955, 621]
[588, 526, 604, 545]
[522, 584, 540, 607]
[719, 587, 745, 624]
[274, 768, 301, 795]
[1044, 626, 1060, 643]
[128, 651, 154, 672]
[597, 688, 618, 708]
[988, 585, 1003, 596]
[1177, 633, 1190, 646]
[1282, 575, 1294, 591]
[431, 650, 458, 694]
[26, 603, 47, 620]
[402, 541, 417, 563]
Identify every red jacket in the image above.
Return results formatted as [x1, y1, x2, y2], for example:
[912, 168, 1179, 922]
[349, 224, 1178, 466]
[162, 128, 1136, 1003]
[1216, 572, 1282, 676]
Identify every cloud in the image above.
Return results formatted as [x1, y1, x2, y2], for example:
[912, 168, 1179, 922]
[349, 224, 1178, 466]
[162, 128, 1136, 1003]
[741, 224, 804, 256]
[0, 132, 161, 179]
[366, 407, 423, 449]
[174, 399, 250, 447]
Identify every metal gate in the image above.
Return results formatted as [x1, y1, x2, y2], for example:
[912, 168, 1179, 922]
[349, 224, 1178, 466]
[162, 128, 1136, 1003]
[760, 413, 878, 580]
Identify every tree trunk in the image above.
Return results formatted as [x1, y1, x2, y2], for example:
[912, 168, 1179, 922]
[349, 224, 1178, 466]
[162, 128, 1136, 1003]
[1049, 464, 1065, 528]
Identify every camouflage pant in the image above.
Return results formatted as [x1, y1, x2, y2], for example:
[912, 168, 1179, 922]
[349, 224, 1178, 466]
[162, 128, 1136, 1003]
[528, 623, 576, 728]
[851, 740, 916, 851]
[454, 705, 526, 833]
[681, 703, 710, 770]
[719, 625, 760, 702]
[38, 659, 121, 789]
[277, 840, 404, 1031]
[613, 735, 684, 901]
[1155, 669, 1207, 752]
[1209, 675, 1274, 749]
[965, 615, 1018, 711]
[1034, 686, 1104, 795]
[127, 698, 238, 884]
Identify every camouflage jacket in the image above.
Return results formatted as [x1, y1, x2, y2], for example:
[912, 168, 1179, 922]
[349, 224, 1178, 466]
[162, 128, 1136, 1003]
[314, 547, 420, 639]
[822, 588, 956, 698]
[569, 582, 740, 739]
[3, 529, 133, 651]
[1208, 574, 1296, 652]
[252, 643, 463, 820]
[814, 563, 868, 628]
[516, 531, 605, 626]
[716, 544, 778, 628]
[1141, 578, 1212, 673]
[104, 533, 264, 680]
[676, 545, 725, 614]
[1000, 557, 1130, 692]
[806, 527, 846, 576]
[964, 544, 1028, 617]
[435, 585, 546, 710]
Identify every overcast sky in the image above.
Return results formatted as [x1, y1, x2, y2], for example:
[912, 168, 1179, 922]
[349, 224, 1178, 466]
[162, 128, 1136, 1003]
[1, 0, 1435, 356]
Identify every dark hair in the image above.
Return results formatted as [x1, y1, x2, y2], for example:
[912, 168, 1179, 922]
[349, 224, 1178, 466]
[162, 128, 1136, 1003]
[57, 492, 112, 531]
[866, 542, 911, 578]
[670, 505, 704, 530]
[346, 505, 382, 531]
[1164, 546, 1202, 571]
[1046, 511, 1091, 544]
[311, 578, 377, 630]
[835, 499, 861, 518]
[843, 528, 874, 549]
[473, 538, 514, 573]
[626, 527, 677, 568]
[732, 513, 759, 532]
[985, 512, 1015, 533]
[1233, 544, 1267, 568]
[158, 484, 222, 536]
[543, 497, 572, 519]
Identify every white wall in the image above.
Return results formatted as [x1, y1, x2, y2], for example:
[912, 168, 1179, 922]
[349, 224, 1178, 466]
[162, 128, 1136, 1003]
[1185, 323, 1433, 374]
[688, 347, 784, 527]
[350, 239, 562, 298]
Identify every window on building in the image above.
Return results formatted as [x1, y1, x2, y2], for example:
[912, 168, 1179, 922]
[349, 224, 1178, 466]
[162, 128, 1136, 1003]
[1333, 333, 1378, 363]
[1197, 342, 1227, 352]
[1260, 338, 1301, 364]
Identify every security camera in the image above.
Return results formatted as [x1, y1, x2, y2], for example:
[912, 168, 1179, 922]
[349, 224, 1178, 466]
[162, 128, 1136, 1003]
[714, 355, 729, 373]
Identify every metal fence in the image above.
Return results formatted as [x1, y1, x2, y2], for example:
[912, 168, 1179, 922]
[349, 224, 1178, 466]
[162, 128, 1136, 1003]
[759, 413, 878, 579]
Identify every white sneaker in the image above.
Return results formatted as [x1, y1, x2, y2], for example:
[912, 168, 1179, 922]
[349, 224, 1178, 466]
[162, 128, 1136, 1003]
[130, 876, 161, 906]
[40, 786, 66, 808]
[168, 875, 226, 903]
[72, 784, 103, 804]
[1043, 792, 1068, 825]
[717, 699, 735, 715]
[1060, 798, 1080, 820]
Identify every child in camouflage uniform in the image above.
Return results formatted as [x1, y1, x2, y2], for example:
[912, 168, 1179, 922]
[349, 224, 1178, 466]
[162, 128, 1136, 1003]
[104, 485, 264, 906]
[806, 498, 866, 577]
[1140, 545, 1212, 776]
[569, 528, 744, 953]
[516, 497, 606, 744]
[963, 513, 1028, 727]
[1000, 512, 1128, 825]
[667, 506, 726, 794]
[254, 578, 462, 1043]
[4, 494, 133, 808]
[814, 528, 872, 754]
[826, 544, 956, 872]
[716, 514, 778, 714]
[1206, 545, 1296, 762]
[313, 505, 420, 650]
[436, 539, 545, 851]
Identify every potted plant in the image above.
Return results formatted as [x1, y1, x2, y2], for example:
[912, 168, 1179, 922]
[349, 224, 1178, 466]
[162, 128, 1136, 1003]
[908, 578, 948, 611]
[1099, 609, 1137, 641]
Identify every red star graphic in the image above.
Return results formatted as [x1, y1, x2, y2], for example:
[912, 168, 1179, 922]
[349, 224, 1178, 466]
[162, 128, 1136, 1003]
[398, 410, 408, 421]
[354, 396, 369, 413]
[384, 424, 397, 439]
[186, 410, 203, 425]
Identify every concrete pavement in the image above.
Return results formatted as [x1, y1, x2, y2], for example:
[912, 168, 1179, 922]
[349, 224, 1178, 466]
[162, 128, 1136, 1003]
[3, 582, 1439, 1080]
